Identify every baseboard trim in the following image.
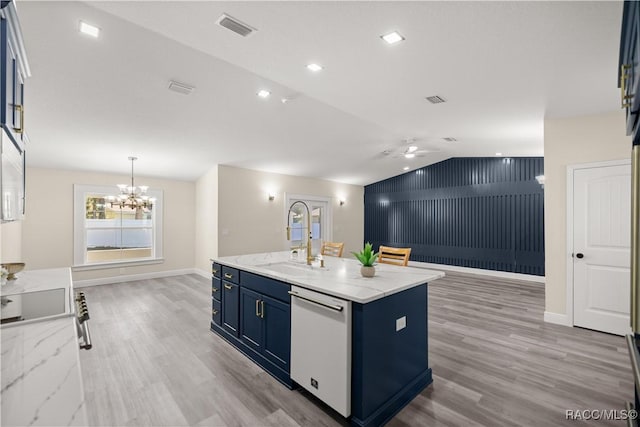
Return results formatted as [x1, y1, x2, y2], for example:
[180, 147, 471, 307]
[74, 268, 199, 288]
[408, 261, 545, 283]
[543, 311, 571, 326]
[194, 268, 210, 279]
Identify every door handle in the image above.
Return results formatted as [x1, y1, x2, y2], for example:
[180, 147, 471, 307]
[576, 253, 584, 259]
[12, 104, 24, 134]
[224, 284, 232, 290]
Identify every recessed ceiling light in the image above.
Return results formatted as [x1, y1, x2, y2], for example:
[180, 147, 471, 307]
[307, 63, 323, 72]
[79, 21, 100, 38]
[280, 98, 289, 104]
[403, 166, 410, 171]
[381, 31, 404, 45]
[404, 153, 415, 159]
[407, 145, 418, 153]
[257, 90, 271, 98]
[495, 152, 503, 156]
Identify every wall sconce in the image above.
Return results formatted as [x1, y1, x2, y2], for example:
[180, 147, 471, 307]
[535, 175, 545, 188]
[268, 193, 275, 201]
[339, 199, 345, 206]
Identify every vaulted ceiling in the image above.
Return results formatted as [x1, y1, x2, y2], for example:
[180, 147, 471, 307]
[18, 1, 622, 184]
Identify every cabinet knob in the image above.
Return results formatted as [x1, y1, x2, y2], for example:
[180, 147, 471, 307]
[212, 287, 218, 293]
[212, 269, 218, 275]
[212, 309, 218, 316]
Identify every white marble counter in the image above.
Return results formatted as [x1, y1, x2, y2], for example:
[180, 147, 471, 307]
[1, 268, 74, 322]
[213, 251, 445, 303]
[1, 268, 88, 426]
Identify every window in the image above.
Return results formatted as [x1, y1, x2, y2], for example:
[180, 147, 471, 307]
[73, 184, 163, 268]
[285, 194, 332, 256]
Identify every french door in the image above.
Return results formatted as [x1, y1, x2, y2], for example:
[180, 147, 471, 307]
[285, 194, 332, 257]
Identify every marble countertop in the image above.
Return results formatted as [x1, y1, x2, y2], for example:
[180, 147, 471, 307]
[1, 268, 88, 426]
[213, 251, 445, 303]
[1, 268, 74, 323]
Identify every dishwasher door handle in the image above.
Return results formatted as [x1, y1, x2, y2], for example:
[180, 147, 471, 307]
[288, 291, 344, 312]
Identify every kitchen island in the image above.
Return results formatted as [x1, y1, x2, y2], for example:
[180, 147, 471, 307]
[210, 251, 444, 427]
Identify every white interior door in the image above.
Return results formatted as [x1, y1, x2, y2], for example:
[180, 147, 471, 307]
[573, 164, 631, 335]
[285, 194, 332, 257]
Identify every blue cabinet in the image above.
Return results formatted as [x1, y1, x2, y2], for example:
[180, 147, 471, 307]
[222, 281, 239, 337]
[261, 295, 290, 371]
[210, 262, 292, 388]
[0, 1, 29, 150]
[240, 287, 263, 351]
[620, 0, 640, 146]
[240, 288, 290, 372]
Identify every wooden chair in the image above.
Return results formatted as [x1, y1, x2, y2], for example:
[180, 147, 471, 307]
[321, 241, 344, 257]
[378, 246, 411, 267]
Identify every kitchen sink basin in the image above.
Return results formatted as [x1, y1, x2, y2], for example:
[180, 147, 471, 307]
[256, 261, 316, 276]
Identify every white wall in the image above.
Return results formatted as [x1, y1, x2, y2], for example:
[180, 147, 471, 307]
[194, 165, 218, 274]
[22, 168, 196, 282]
[0, 221, 22, 263]
[544, 111, 631, 318]
[217, 165, 364, 257]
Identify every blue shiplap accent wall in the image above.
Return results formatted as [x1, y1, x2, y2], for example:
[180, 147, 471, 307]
[364, 157, 545, 276]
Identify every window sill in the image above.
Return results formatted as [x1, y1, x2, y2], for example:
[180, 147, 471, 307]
[72, 258, 164, 272]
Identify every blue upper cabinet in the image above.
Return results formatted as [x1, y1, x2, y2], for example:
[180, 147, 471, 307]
[1, 1, 30, 151]
[620, 0, 640, 146]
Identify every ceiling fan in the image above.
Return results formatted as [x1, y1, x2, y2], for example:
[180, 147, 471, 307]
[379, 138, 440, 159]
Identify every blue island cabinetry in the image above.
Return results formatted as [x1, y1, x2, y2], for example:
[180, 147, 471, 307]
[210, 257, 437, 427]
[211, 263, 293, 387]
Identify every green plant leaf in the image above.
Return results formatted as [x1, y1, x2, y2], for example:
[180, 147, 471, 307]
[352, 242, 379, 267]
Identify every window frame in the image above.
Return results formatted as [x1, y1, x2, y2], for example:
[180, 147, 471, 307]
[73, 184, 164, 270]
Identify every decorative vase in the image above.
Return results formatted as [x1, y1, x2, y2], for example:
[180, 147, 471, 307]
[360, 266, 375, 278]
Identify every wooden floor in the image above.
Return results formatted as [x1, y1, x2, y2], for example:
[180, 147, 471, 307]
[78, 272, 633, 426]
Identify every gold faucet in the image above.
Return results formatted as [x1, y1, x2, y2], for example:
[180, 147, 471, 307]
[286, 201, 313, 265]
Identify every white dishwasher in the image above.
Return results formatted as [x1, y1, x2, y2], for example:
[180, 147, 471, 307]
[289, 286, 352, 417]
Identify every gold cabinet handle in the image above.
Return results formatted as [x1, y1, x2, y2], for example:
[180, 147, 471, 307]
[621, 64, 634, 109]
[12, 104, 24, 134]
[224, 273, 233, 279]
[212, 268, 218, 274]
[212, 309, 218, 316]
[256, 299, 261, 317]
[224, 284, 232, 290]
[260, 301, 264, 319]
[212, 287, 218, 293]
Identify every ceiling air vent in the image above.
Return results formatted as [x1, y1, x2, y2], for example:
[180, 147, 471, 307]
[443, 137, 457, 142]
[216, 14, 256, 37]
[425, 95, 446, 104]
[168, 80, 195, 95]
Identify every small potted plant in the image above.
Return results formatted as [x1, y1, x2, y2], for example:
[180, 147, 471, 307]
[352, 242, 378, 278]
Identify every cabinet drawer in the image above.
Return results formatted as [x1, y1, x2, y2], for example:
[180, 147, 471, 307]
[212, 298, 221, 326]
[212, 277, 221, 301]
[241, 271, 290, 302]
[212, 263, 221, 278]
[221, 266, 240, 284]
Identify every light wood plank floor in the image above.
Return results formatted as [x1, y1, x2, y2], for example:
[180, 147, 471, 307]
[78, 272, 633, 426]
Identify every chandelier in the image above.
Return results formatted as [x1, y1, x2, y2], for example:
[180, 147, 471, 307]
[107, 157, 153, 210]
